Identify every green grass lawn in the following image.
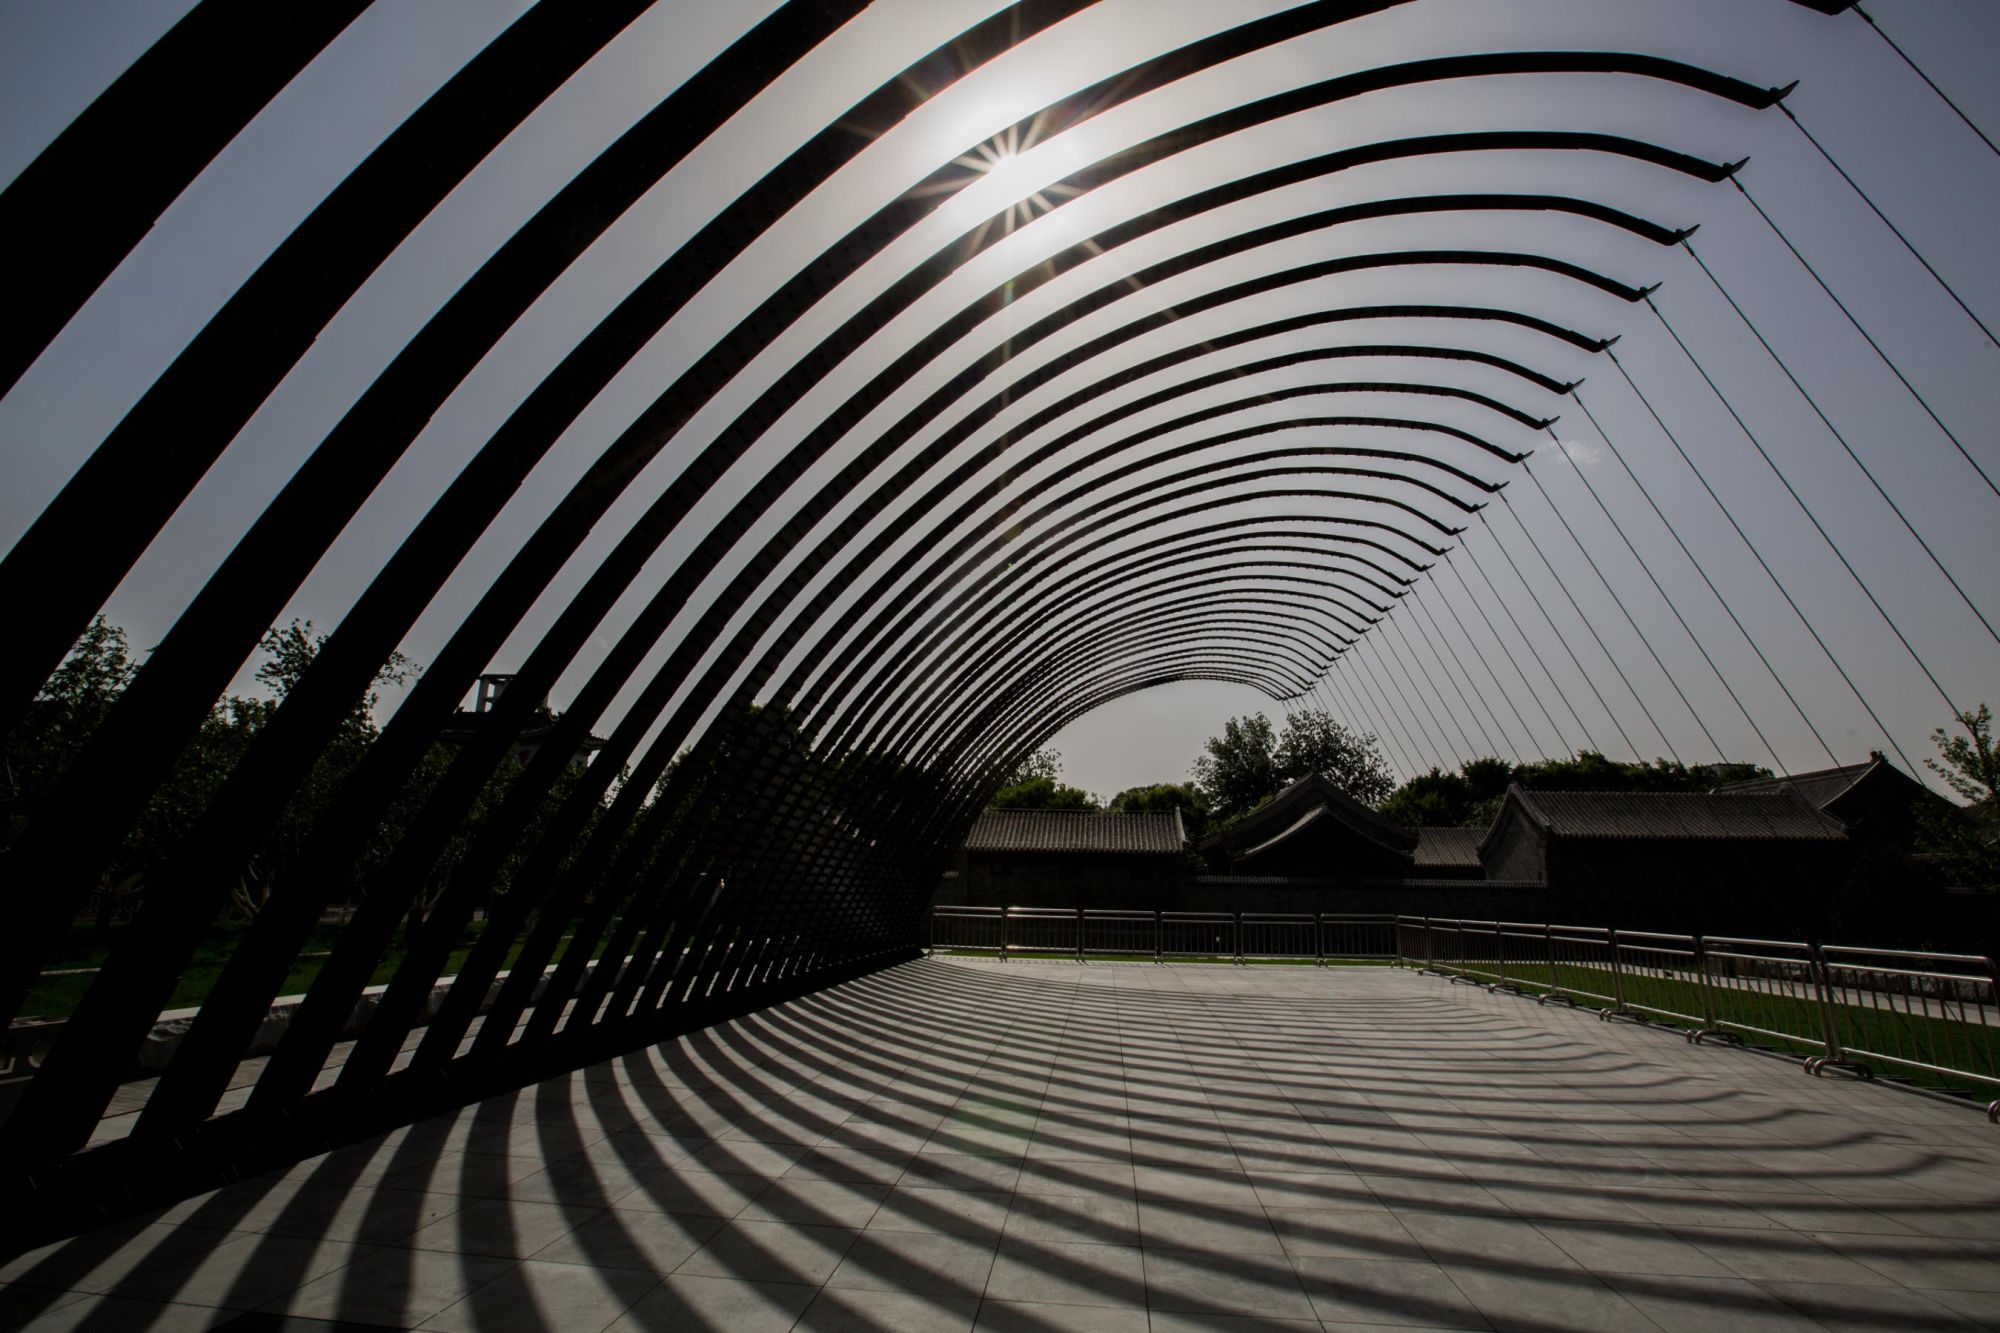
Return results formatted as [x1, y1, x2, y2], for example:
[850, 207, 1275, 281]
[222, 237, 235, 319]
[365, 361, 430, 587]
[22, 918, 614, 1021]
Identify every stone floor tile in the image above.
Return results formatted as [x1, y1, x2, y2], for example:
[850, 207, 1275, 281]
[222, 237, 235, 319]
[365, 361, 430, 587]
[607, 1168, 768, 1219]
[603, 1273, 816, 1332]
[738, 1177, 891, 1228]
[983, 1239, 1146, 1308]
[1141, 1246, 1315, 1320]
[827, 1228, 999, 1299]
[1673, 1225, 1901, 1286]
[1531, 1218, 1739, 1277]
[1004, 1194, 1140, 1248]
[1265, 1207, 1425, 1262]
[10, 1294, 237, 1331]
[259, 1246, 518, 1326]
[1148, 1314, 1320, 1332]
[674, 1219, 860, 1285]
[111, 1233, 371, 1311]
[398, 1197, 599, 1260]
[1290, 1255, 1488, 1328]
[1247, 1169, 1381, 1212]
[418, 1257, 659, 1332]
[870, 1187, 1014, 1239]
[1597, 1273, 1828, 1332]
[1135, 1199, 1285, 1254]
[1396, 1213, 1580, 1271]
[900, 1154, 1025, 1192]
[1805, 1231, 2000, 1290]
[1442, 1263, 1659, 1333]
[971, 1297, 1148, 1331]
[526, 1207, 724, 1273]
[796, 1286, 979, 1331]
[1759, 1280, 1985, 1331]
[0, 1221, 245, 1296]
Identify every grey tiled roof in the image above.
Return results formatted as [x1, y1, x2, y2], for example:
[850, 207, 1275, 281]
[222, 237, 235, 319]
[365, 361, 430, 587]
[1717, 759, 1877, 809]
[965, 809, 1186, 855]
[1511, 789, 1846, 841]
[1412, 826, 1485, 867]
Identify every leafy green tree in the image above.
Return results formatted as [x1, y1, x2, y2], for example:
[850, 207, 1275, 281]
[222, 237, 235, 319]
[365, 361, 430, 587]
[1272, 709, 1394, 804]
[1108, 781, 1209, 841]
[990, 775, 1100, 811]
[1190, 713, 1277, 822]
[1000, 747, 1063, 787]
[1928, 703, 1999, 805]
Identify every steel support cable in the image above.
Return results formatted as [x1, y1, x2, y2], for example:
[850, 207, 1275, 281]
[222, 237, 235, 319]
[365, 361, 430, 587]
[1851, 3, 2000, 160]
[1411, 572, 1547, 758]
[785, 305, 1598, 723]
[1565, 386, 1839, 767]
[1670, 250, 2000, 653]
[1729, 175, 2000, 501]
[1349, 646, 1441, 771]
[1777, 103, 2000, 350]
[1528, 425, 1785, 772]
[1642, 299, 1971, 710]
[1468, 511, 1629, 755]
[1382, 599, 1492, 758]
[1439, 548, 1585, 754]
[1518, 455, 1727, 760]
[1380, 612, 1487, 759]
[1407, 583, 1528, 762]
[1407, 580, 1526, 760]
[1495, 486, 1681, 760]
[1358, 633, 1453, 768]
[7, 0, 1391, 1058]
[1597, 352, 1921, 774]
[1340, 644, 1434, 773]
[0, 0, 716, 725]
[0, 0, 369, 396]
[1327, 671, 1415, 778]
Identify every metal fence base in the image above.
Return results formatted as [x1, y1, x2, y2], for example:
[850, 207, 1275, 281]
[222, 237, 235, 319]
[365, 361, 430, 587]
[1804, 1056, 1874, 1080]
[1688, 1029, 1743, 1046]
[1596, 1007, 1646, 1024]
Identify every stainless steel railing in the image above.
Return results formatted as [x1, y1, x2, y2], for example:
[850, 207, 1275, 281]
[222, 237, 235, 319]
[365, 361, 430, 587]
[924, 906, 2000, 1120]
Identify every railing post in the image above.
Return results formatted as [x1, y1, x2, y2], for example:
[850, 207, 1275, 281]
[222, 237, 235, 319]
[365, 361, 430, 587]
[1693, 936, 1721, 1041]
[1001, 906, 1011, 962]
[1076, 909, 1085, 963]
[1543, 923, 1564, 1005]
[1155, 911, 1162, 965]
[1607, 928, 1629, 1017]
[1494, 920, 1510, 992]
[1423, 916, 1435, 972]
[1316, 915, 1325, 968]
[1235, 912, 1244, 966]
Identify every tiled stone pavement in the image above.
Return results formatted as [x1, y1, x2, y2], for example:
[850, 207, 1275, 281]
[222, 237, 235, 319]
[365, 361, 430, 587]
[5, 957, 2000, 1331]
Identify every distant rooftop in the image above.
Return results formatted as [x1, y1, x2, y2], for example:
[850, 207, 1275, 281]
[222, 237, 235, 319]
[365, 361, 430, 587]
[964, 809, 1186, 855]
[1504, 788, 1847, 841]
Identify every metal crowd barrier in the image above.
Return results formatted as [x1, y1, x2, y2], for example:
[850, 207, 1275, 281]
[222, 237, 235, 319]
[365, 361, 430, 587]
[1402, 915, 2000, 1121]
[924, 908, 2000, 1120]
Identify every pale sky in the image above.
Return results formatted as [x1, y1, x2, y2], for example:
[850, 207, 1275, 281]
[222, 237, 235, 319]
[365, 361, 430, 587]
[3, 0, 1997, 803]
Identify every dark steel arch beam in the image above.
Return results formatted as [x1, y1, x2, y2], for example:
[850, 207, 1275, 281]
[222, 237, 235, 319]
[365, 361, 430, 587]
[3, 118, 1703, 1123]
